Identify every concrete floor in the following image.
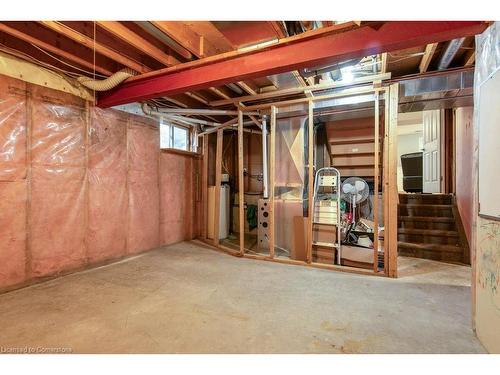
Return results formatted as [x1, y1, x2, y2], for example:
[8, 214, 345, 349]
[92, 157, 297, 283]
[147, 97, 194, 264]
[0, 241, 485, 353]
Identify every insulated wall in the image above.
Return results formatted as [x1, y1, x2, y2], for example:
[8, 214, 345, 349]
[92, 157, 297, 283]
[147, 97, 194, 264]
[87, 108, 128, 263]
[128, 117, 160, 254]
[0, 74, 198, 292]
[0, 76, 27, 287]
[30, 87, 87, 277]
[160, 152, 197, 244]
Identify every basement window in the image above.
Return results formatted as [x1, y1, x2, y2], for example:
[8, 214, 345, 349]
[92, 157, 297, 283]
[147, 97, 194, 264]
[160, 120, 190, 151]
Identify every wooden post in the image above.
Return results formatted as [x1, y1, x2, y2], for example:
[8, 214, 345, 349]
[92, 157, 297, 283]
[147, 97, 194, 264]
[213, 129, 223, 247]
[25, 84, 33, 279]
[307, 100, 314, 264]
[387, 83, 399, 277]
[373, 92, 380, 273]
[269, 106, 276, 259]
[84, 101, 90, 265]
[201, 135, 209, 240]
[383, 89, 390, 276]
[238, 110, 245, 255]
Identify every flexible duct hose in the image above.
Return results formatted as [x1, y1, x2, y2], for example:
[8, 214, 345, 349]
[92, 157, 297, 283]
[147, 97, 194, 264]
[77, 68, 136, 91]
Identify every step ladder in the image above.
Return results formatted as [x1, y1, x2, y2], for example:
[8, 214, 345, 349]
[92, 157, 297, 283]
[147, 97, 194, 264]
[312, 167, 342, 265]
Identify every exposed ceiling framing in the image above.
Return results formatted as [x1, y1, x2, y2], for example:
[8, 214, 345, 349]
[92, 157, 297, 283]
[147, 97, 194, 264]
[97, 21, 487, 107]
[0, 20, 488, 118]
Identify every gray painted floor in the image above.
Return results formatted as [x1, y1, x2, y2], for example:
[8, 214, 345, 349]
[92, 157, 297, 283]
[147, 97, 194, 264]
[0, 241, 485, 353]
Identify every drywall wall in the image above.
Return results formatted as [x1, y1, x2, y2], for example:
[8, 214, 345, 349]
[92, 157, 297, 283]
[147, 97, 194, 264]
[455, 107, 473, 244]
[0, 73, 198, 292]
[472, 22, 500, 353]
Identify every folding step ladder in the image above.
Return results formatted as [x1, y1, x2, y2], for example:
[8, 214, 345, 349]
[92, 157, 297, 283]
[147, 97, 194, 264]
[312, 167, 342, 264]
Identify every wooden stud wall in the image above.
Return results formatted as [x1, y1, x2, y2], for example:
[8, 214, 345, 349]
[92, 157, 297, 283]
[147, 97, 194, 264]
[212, 129, 223, 247]
[199, 83, 399, 278]
[201, 135, 208, 240]
[373, 92, 380, 272]
[238, 110, 245, 255]
[386, 84, 399, 277]
[307, 100, 314, 264]
[269, 106, 276, 259]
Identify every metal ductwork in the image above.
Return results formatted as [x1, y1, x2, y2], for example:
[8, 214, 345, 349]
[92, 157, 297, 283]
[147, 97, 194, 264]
[398, 68, 473, 112]
[437, 38, 465, 70]
[282, 68, 475, 122]
[300, 59, 363, 78]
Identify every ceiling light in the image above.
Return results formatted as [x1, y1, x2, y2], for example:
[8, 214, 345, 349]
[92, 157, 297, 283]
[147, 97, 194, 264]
[341, 66, 354, 83]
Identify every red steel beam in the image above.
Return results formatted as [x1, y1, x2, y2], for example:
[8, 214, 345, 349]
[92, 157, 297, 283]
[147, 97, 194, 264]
[97, 21, 488, 108]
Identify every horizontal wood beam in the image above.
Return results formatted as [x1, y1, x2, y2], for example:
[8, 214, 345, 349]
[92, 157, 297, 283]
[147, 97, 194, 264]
[152, 21, 206, 58]
[187, 21, 234, 54]
[465, 51, 476, 66]
[419, 42, 438, 73]
[268, 21, 287, 39]
[96, 21, 180, 66]
[151, 21, 230, 58]
[98, 21, 488, 108]
[39, 21, 150, 73]
[101, 22, 360, 84]
[134, 21, 193, 60]
[0, 22, 113, 76]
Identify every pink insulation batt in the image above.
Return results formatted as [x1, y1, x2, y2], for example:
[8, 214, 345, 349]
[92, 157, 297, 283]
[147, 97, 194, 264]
[0, 76, 27, 287]
[0, 74, 197, 291]
[127, 116, 160, 254]
[29, 87, 87, 277]
[87, 108, 128, 263]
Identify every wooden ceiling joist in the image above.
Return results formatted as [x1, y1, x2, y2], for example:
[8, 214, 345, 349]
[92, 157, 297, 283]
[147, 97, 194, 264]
[268, 21, 287, 39]
[465, 51, 476, 66]
[185, 91, 210, 105]
[39, 21, 149, 73]
[236, 81, 257, 95]
[134, 21, 193, 60]
[151, 21, 230, 58]
[419, 42, 438, 73]
[208, 87, 232, 100]
[98, 21, 488, 108]
[186, 22, 234, 53]
[96, 21, 181, 67]
[0, 22, 113, 76]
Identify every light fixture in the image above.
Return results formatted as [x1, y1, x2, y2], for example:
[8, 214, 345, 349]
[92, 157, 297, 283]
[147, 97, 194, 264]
[341, 65, 354, 83]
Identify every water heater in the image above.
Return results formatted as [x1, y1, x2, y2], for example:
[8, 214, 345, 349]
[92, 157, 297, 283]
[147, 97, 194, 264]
[207, 185, 230, 240]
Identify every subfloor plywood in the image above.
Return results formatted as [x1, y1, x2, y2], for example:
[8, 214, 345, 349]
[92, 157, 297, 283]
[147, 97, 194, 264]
[0, 241, 485, 353]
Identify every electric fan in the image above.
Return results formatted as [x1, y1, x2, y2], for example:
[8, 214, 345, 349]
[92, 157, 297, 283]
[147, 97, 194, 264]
[341, 177, 370, 223]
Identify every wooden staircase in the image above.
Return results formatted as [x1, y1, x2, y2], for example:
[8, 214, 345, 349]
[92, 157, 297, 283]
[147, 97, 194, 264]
[398, 193, 470, 264]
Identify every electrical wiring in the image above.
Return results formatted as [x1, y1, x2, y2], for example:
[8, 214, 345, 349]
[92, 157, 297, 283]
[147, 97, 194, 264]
[387, 52, 426, 63]
[221, 132, 234, 174]
[0, 43, 82, 85]
[29, 43, 107, 78]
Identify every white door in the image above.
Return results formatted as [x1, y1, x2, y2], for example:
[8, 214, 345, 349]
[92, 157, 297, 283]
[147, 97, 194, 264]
[422, 110, 441, 193]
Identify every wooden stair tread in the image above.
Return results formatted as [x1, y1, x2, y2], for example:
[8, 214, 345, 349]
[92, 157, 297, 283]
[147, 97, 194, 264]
[398, 193, 453, 203]
[398, 241, 462, 253]
[398, 228, 458, 237]
[399, 194, 453, 197]
[398, 216, 455, 222]
[399, 204, 453, 208]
